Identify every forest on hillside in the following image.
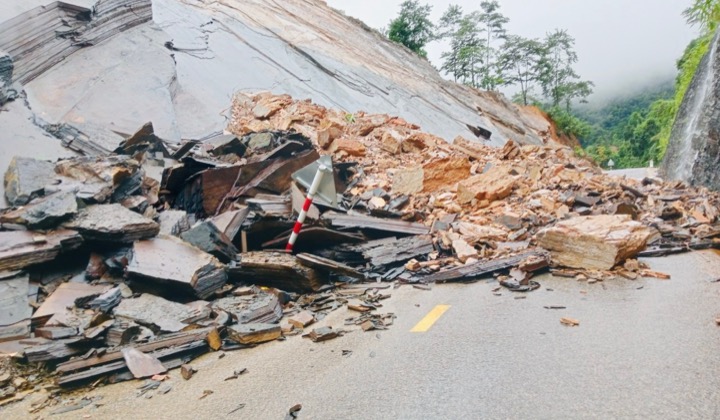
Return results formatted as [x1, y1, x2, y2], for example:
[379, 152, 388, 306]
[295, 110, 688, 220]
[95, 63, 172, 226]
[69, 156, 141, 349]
[384, 0, 720, 169]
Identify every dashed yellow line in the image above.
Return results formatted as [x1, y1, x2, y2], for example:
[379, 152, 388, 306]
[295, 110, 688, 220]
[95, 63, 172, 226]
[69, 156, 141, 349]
[410, 305, 451, 332]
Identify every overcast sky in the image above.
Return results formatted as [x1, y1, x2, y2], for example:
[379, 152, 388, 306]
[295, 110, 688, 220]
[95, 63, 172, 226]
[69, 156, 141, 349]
[327, 0, 699, 103]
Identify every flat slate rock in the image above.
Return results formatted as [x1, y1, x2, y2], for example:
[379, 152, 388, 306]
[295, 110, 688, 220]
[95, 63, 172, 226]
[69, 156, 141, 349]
[32, 282, 110, 327]
[180, 220, 238, 263]
[127, 236, 227, 299]
[229, 252, 327, 294]
[0, 191, 77, 229]
[3, 156, 56, 206]
[227, 323, 281, 345]
[0, 272, 31, 342]
[65, 204, 159, 243]
[113, 294, 199, 333]
[158, 210, 191, 236]
[122, 347, 167, 379]
[53, 156, 144, 204]
[0, 230, 83, 272]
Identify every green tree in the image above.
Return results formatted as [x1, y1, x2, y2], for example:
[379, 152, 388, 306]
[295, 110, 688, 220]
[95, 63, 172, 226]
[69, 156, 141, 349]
[538, 29, 593, 110]
[684, 0, 720, 31]
[439, 6, 485, 87]
[498, 35, 544, 105]
[387, 1, 435, 58]
[477, 1, 509, 90]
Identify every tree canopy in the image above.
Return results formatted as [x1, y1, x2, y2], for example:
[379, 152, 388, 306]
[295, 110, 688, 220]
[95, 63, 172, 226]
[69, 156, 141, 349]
[387, 1, 435, 57]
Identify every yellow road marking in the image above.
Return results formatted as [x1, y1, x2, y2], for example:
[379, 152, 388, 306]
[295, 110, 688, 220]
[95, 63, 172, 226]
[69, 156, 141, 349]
[410, 305, 451, 332]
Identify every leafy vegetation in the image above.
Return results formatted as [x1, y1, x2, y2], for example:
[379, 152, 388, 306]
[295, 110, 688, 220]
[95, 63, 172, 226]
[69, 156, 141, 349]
[578, 0, 718, 169]
[387, 1, 435, 58]
[383, 0, 719, 170]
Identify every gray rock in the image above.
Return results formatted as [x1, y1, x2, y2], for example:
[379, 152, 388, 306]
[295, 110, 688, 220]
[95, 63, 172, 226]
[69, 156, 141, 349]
[0, 190, 77, 229]
[3, 156, 56, 206]
[180, 220, 238, 263]
[114, 294, 198, 333]
[127, 235, 227, 299]
[65, 203, 159, 243]
[157, 210, 190, 236]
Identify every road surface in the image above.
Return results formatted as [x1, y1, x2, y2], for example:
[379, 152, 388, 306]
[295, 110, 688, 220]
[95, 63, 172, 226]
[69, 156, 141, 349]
[3, 250, 720, 419]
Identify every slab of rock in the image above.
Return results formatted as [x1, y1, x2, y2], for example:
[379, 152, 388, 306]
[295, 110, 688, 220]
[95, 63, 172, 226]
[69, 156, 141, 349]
[113, 294, 199, 333]
[180, 221, 238, 263]
[452, 239, 478, 263]
[203, 134, 247, 157]
[536, 215, 654, 270]
[288, 311, 315, 329]
[227, 323, 281, 345]
[0, 230, 83, 272]
[457, 166, 515, 204]
[423, 157, 471, 193]
[65, 204, 159, 243]
[3, 157, 56, 206]
[53, 156, 144, 204]
[392, 167, 424, 195]
[329, 138, 366, 156]
[122, 348, 167, 379]
[212, 293, 282, 324]
[114, 122, 170, 158]
[158, 210, 191, 236]
[228, 252, 326, 294]
[0, 191, 77, 229]
[0, 272, 31, 342]
[127, 236, 227, 299]
[32, 282, 111, 328]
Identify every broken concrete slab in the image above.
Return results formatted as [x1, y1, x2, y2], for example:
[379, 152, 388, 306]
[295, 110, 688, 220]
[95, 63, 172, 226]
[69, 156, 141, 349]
[65, 204, 159, 243]
[3, 156, 56, 206]
[536, 215, 654, 270]
[0, 191, 77, 229]
[180, 221, 238, 263]
[127, 236, 227, 299]
[0, 230, 83, 272]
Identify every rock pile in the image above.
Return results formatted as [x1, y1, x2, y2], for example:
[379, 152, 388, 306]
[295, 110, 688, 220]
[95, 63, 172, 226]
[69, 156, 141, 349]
[0, 93, 718, 405]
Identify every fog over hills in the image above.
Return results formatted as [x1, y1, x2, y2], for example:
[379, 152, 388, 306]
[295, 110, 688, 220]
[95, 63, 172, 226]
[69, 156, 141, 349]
[328, 0, 698, 103]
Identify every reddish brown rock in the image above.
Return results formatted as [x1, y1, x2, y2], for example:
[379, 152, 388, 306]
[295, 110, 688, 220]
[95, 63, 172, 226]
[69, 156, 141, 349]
[422, 157, 471, 193]
[457, 166, 515, 204]
[536, 215, 654, 270]
[392, 167, 424, 195]
[329, 138, 366, 157]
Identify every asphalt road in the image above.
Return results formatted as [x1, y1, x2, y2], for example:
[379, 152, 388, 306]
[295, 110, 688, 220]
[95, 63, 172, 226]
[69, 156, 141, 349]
[4, 250, 720, 419]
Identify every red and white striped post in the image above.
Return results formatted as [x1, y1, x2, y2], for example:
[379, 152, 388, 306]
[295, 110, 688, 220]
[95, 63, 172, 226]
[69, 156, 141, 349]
[286, 163, 331, 252]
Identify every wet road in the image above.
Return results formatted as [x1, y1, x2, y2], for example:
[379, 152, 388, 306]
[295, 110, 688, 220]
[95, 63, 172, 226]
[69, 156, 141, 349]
[4, 251, 720, 419]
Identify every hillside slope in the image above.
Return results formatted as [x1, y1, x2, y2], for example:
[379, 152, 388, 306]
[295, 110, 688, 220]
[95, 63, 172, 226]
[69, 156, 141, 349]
[0, 0, 564, 149]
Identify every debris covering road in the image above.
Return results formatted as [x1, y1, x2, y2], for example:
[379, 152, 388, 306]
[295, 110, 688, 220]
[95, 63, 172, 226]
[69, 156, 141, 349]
[0, 92, 719, 411]
[2, 250, 718, 419]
